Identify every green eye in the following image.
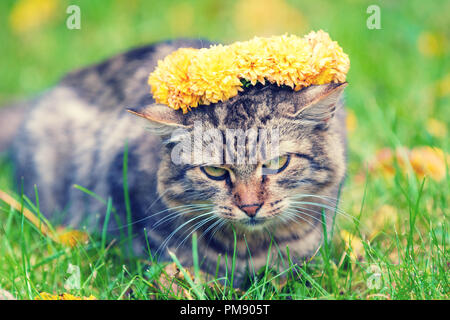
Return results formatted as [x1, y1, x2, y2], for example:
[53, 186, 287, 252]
[263, 155, 290, 174]
[201, 166, 228, 180]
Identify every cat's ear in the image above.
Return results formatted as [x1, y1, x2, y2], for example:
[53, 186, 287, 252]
[127, 104, 191, 135]
[284, 83, 348, 122]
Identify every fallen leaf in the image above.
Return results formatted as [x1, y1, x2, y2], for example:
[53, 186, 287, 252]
[56, 227, 89, 248]
[154, 262, 194, 299]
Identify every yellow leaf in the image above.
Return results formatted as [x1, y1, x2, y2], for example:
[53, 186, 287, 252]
[154, 262, 194, 299]
[56, 227, 89, 248]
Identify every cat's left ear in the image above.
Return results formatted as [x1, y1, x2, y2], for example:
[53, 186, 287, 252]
[285, 82, 348, 122]
[127, 104, 191, 135]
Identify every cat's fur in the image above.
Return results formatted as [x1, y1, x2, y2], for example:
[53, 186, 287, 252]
[4, 39, 347, 283]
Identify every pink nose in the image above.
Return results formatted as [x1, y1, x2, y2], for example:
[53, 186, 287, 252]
[239, 203, 263, 218]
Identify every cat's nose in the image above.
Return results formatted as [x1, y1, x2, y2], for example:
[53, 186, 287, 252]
[239, 203, 263, 218]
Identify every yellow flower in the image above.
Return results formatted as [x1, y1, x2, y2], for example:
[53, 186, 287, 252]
[35, 292, 96, 300]
[426, 118, 447, 138]
[148, 31, 350, 113]
[9, 0, 58, 34]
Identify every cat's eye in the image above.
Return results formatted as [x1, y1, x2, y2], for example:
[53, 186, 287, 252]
[201, 166, 229, 180]
[262, 155, 290, 174]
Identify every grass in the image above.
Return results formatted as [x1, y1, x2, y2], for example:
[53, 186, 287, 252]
[0, 0, 448, 300]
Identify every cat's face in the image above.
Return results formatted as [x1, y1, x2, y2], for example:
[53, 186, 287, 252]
[131, 83, 347, 232]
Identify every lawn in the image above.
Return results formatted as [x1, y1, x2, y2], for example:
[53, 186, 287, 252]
[0, 0, 448, 300]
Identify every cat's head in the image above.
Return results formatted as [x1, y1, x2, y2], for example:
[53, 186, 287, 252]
[129, 83, 347, 232]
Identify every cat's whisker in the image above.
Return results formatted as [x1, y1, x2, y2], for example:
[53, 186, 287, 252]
[149, 203, 214, 219]
[143, 188, 170, 214]
[176, 214, 218, 250]
[282, 210, 322, 236]
[209, 219, 228, 241]
[288, 198, 371, 234]
[108, 203, 214, 231]
[290, 193, 341, 205]
[153, 205, 214, 228]
[284, 207, 326, 227]
[289, 200, 348, 217]
[292, 200, 358, 224]
[202, 217, 226, 241]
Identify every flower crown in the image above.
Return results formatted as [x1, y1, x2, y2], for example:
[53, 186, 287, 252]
[148, 30, 350, 114]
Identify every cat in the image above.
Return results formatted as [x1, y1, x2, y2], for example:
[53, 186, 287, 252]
[0, 38, 347, 284]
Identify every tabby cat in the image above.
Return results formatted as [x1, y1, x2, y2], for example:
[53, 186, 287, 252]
[1, 39, 347, 284]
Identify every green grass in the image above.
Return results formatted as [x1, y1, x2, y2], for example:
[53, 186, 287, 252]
[0, 0, 448, 300]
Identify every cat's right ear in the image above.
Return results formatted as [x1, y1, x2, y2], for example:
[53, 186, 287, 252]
[282, 83, 347, 122]
[127, 104, 191, 135]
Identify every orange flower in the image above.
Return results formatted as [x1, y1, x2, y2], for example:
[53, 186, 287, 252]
[148, 31, 350, 113]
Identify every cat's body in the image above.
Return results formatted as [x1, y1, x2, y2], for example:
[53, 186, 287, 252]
[5, 38, 347, 283]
